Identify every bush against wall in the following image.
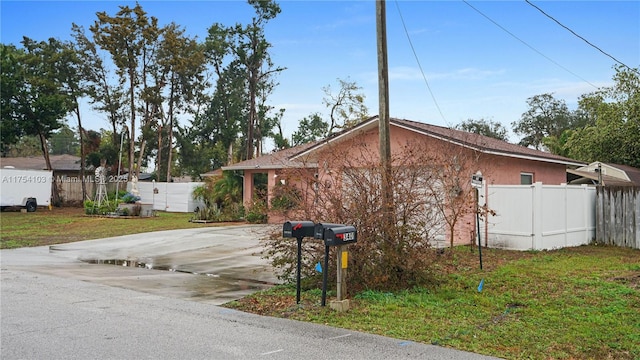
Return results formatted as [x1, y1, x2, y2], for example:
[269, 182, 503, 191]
[262, 139, 481, 291]
[192, 172, 244, 222]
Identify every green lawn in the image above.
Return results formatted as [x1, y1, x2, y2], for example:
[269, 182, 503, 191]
[0, 207, 241, 249]
[226, 245, 640, 360]
[2, 207, 638, 359]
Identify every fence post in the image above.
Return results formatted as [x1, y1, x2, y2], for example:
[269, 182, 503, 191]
[532, 182, 543, 250]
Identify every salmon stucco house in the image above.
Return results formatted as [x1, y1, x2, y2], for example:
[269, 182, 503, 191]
[222, 116, 585, 245]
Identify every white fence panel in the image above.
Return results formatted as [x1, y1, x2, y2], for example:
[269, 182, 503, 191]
[131, 182, 205, 213]
[485, 183, 595, 251]
[484, 185, 534, 250]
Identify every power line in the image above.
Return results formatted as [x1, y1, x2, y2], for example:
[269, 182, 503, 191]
[461, 0, 599, 89]
[394, 0, 448, 124]
[525, 0, 638, 74]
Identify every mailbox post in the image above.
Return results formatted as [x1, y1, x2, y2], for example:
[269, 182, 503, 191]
[284, 221, 357, 308]
[323, 226, 357, 302]
[315, 224, 357, 306]
[283, 221, 315, 304]
[314, 223, 346, 306]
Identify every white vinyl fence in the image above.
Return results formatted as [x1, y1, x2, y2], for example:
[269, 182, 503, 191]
[129, 181, 205, 213]
[484, 183, 596, 250]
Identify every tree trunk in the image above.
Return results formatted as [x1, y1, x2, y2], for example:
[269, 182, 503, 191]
[166, 121, 173, 182]
[70, 94, 87, 200]
[227, 143, 233, 165]
[166, 83, 175, 182]
[128, 66, 136, 181]
[247, 89, 256, 160]
[75, 105, 87, 201]
[39, 132, 60, 206]
[136, 139, 146, 180]
[157, 125, 162, 180]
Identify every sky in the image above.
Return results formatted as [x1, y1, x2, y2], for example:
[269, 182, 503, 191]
[2, 0, 639, 145]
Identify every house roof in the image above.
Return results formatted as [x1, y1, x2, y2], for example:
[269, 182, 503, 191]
[221, 141, 319, 171]
[566, 169, 634, 186]
[222, 116, 587, 172]
[292, 116, 586, 167]
[201, 169, 223, 177]
[610, 163, 640, 185]
[0, 154, 84, 171]
[567, 162, 640, 186]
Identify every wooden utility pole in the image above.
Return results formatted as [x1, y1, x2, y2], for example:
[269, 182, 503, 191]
[376, 0, 394, 231]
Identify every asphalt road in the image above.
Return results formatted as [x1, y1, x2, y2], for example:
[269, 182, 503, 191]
[1, 226, 500, 359]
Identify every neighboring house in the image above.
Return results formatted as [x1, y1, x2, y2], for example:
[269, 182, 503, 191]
[222, 116, 585, 244]
[567, 162, 640, 187]
[0, 154, 86, 179]
[201, 169, 223, 178]
[0, 154, 105, 203]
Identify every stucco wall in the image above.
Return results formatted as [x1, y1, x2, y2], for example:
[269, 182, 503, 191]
[299, 125, 570, 245]
[260, 124, 571, 246]
[312, 125, 568, 186]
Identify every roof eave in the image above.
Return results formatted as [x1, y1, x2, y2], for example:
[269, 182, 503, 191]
[392, 120, 585, 167]
[290, 117, 585, 167]
[481, 150, 585, 167]
[291, 118, 378, 160]
[221, 163, 318, 171]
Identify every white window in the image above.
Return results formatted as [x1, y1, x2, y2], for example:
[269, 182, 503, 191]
[520, 172, 533, 185]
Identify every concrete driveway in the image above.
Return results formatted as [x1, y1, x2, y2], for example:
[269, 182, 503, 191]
[1, 225, 501, 359]
[1, 224, 281, 305]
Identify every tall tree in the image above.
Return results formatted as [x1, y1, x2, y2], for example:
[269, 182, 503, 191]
[50, 125, 79, 155]
[270, 108, 290, 150]
[55, 35, 92, 199]
[1, 37, 73, 204]
[72, 24, 126, 144]
[512, 93, 573, 150]
[4, 136, 41, 157]
[323, 77, 369, 134]
[456, 118, 509, 142]
[0, 44, 25, 156]
[178, 58, 246, 176]
[566, 65, 640, 167]
[90, 3, 159, 179]
[155, 23, 207, 181]
[72, 23, 127, 191]
[231, 0, 284, 160]
[291, 113, 328, 146]
[202, 23, 244, 165]
[290, 78, 368, 146]
[196, 0, 284, 165]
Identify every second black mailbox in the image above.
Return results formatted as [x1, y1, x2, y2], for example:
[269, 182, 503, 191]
[314, 223, 344, 240]
[324, 225, 357, 246]
[283, 220, 315, 238]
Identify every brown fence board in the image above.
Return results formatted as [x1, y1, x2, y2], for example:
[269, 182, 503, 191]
[596, 186, 640, 249]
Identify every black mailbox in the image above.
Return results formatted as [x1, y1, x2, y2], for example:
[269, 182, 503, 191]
[314, 223, 344, 240]
[324, 225, 357, 246]
[283, 220, 315, 238]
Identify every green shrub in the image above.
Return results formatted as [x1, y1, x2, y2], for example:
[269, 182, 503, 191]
[270, 183, 301, 210]
[98, 200, 118, 215]
[84, 199, 118, 215]
[83, 200, 97, 215]
[245, 199, 267, 223]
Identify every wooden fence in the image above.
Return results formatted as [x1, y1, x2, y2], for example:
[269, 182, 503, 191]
[57, 180, 120, 204]
[596, 186, 640, 249]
